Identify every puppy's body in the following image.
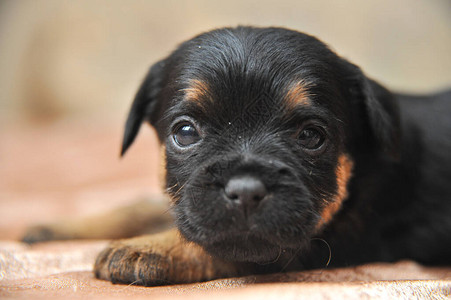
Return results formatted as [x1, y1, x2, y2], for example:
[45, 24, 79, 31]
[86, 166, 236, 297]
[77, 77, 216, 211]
[24, 27, 451, 285]
[336, 91, 451, 266]
[299, 92, 451, 271]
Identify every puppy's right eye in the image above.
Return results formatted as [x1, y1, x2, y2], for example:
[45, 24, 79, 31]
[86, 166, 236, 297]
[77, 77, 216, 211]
[298, 127, 324, 150]
[296, 123, 328, 155]
[173, 122, 201, 147]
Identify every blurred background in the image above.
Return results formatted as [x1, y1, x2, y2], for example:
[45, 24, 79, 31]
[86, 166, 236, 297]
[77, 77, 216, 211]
[0, 0, 450, 239]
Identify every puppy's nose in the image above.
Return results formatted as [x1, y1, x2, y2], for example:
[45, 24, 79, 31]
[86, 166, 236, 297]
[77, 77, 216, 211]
[224, 176, 267, 214]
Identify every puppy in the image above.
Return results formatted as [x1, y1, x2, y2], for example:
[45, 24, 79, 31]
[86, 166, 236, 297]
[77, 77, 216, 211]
[29, 26, 451, 285]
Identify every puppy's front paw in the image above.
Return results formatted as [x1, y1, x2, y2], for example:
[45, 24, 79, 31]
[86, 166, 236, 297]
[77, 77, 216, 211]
[94, 241, 172, 286]
[94, 229, 241, 286]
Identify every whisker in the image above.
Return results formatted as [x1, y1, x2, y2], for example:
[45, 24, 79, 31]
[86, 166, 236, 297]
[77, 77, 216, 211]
[174, 182, 186, 195]
[256, 245, 283, 265]
[165, 183, 179, 192]
[280, 245, 302, 272]
[122, 278, 143, 288]
[310, 237, 332, 268]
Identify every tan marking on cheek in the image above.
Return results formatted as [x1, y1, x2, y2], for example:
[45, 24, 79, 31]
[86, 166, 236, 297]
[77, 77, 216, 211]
[160, 145, 183, 205]
[316, 154, 354, 231]
[159, 144, 168, 192]
[285, 80, 311, 108]
[183, 79, 212, 104]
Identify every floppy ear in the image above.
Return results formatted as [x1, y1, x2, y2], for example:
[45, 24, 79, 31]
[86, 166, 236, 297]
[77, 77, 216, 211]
[121, 60, 166, 156]
[360, 77, 400, 158]
[346, 64, 401, 159]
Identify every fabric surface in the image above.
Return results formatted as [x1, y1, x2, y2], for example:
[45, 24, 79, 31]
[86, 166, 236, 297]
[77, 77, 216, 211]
[1, 240, 450, 299]
[0, 121, 450, 299]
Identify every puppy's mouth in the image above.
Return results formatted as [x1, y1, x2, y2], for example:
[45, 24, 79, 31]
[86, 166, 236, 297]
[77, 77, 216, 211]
[202, 233, 286, 263]
[178, 211, 309, 263]
[171, 159, 317, 263]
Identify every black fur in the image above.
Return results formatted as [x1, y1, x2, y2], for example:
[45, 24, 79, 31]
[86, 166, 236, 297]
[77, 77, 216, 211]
[123, 26, 451, 271]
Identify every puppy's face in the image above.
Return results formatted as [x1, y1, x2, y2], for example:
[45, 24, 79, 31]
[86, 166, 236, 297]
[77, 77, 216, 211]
[122, 27, 399, 263]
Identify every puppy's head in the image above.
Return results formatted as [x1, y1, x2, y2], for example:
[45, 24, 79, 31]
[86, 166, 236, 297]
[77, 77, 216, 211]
[122, 27, 400, 262]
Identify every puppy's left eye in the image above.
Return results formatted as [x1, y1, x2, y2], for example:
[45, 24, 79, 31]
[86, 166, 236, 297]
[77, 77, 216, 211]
[298, 126, 326, 151]
[173, 122, 201, 147]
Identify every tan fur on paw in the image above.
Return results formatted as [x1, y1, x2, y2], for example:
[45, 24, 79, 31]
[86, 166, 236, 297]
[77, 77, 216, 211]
[94, 229, 243, 286]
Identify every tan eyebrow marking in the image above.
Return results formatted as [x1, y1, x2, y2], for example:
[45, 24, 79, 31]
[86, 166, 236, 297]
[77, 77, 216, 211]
[183, 79, 212, 104]
[316, 153, 354, 231]
[285, 80, 312, 108]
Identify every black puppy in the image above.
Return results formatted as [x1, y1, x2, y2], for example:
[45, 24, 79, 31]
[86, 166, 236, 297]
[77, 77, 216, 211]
[94, 26, 451, 286]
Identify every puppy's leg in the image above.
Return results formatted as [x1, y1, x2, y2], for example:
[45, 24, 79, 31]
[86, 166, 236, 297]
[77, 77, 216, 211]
[22, 197, 173, 243]
[94, 228, 244, 285]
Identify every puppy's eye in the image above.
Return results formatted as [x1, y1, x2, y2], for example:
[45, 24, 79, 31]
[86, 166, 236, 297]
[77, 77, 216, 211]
[173, 123, 201, 147]
[298, 126, 325, 151]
